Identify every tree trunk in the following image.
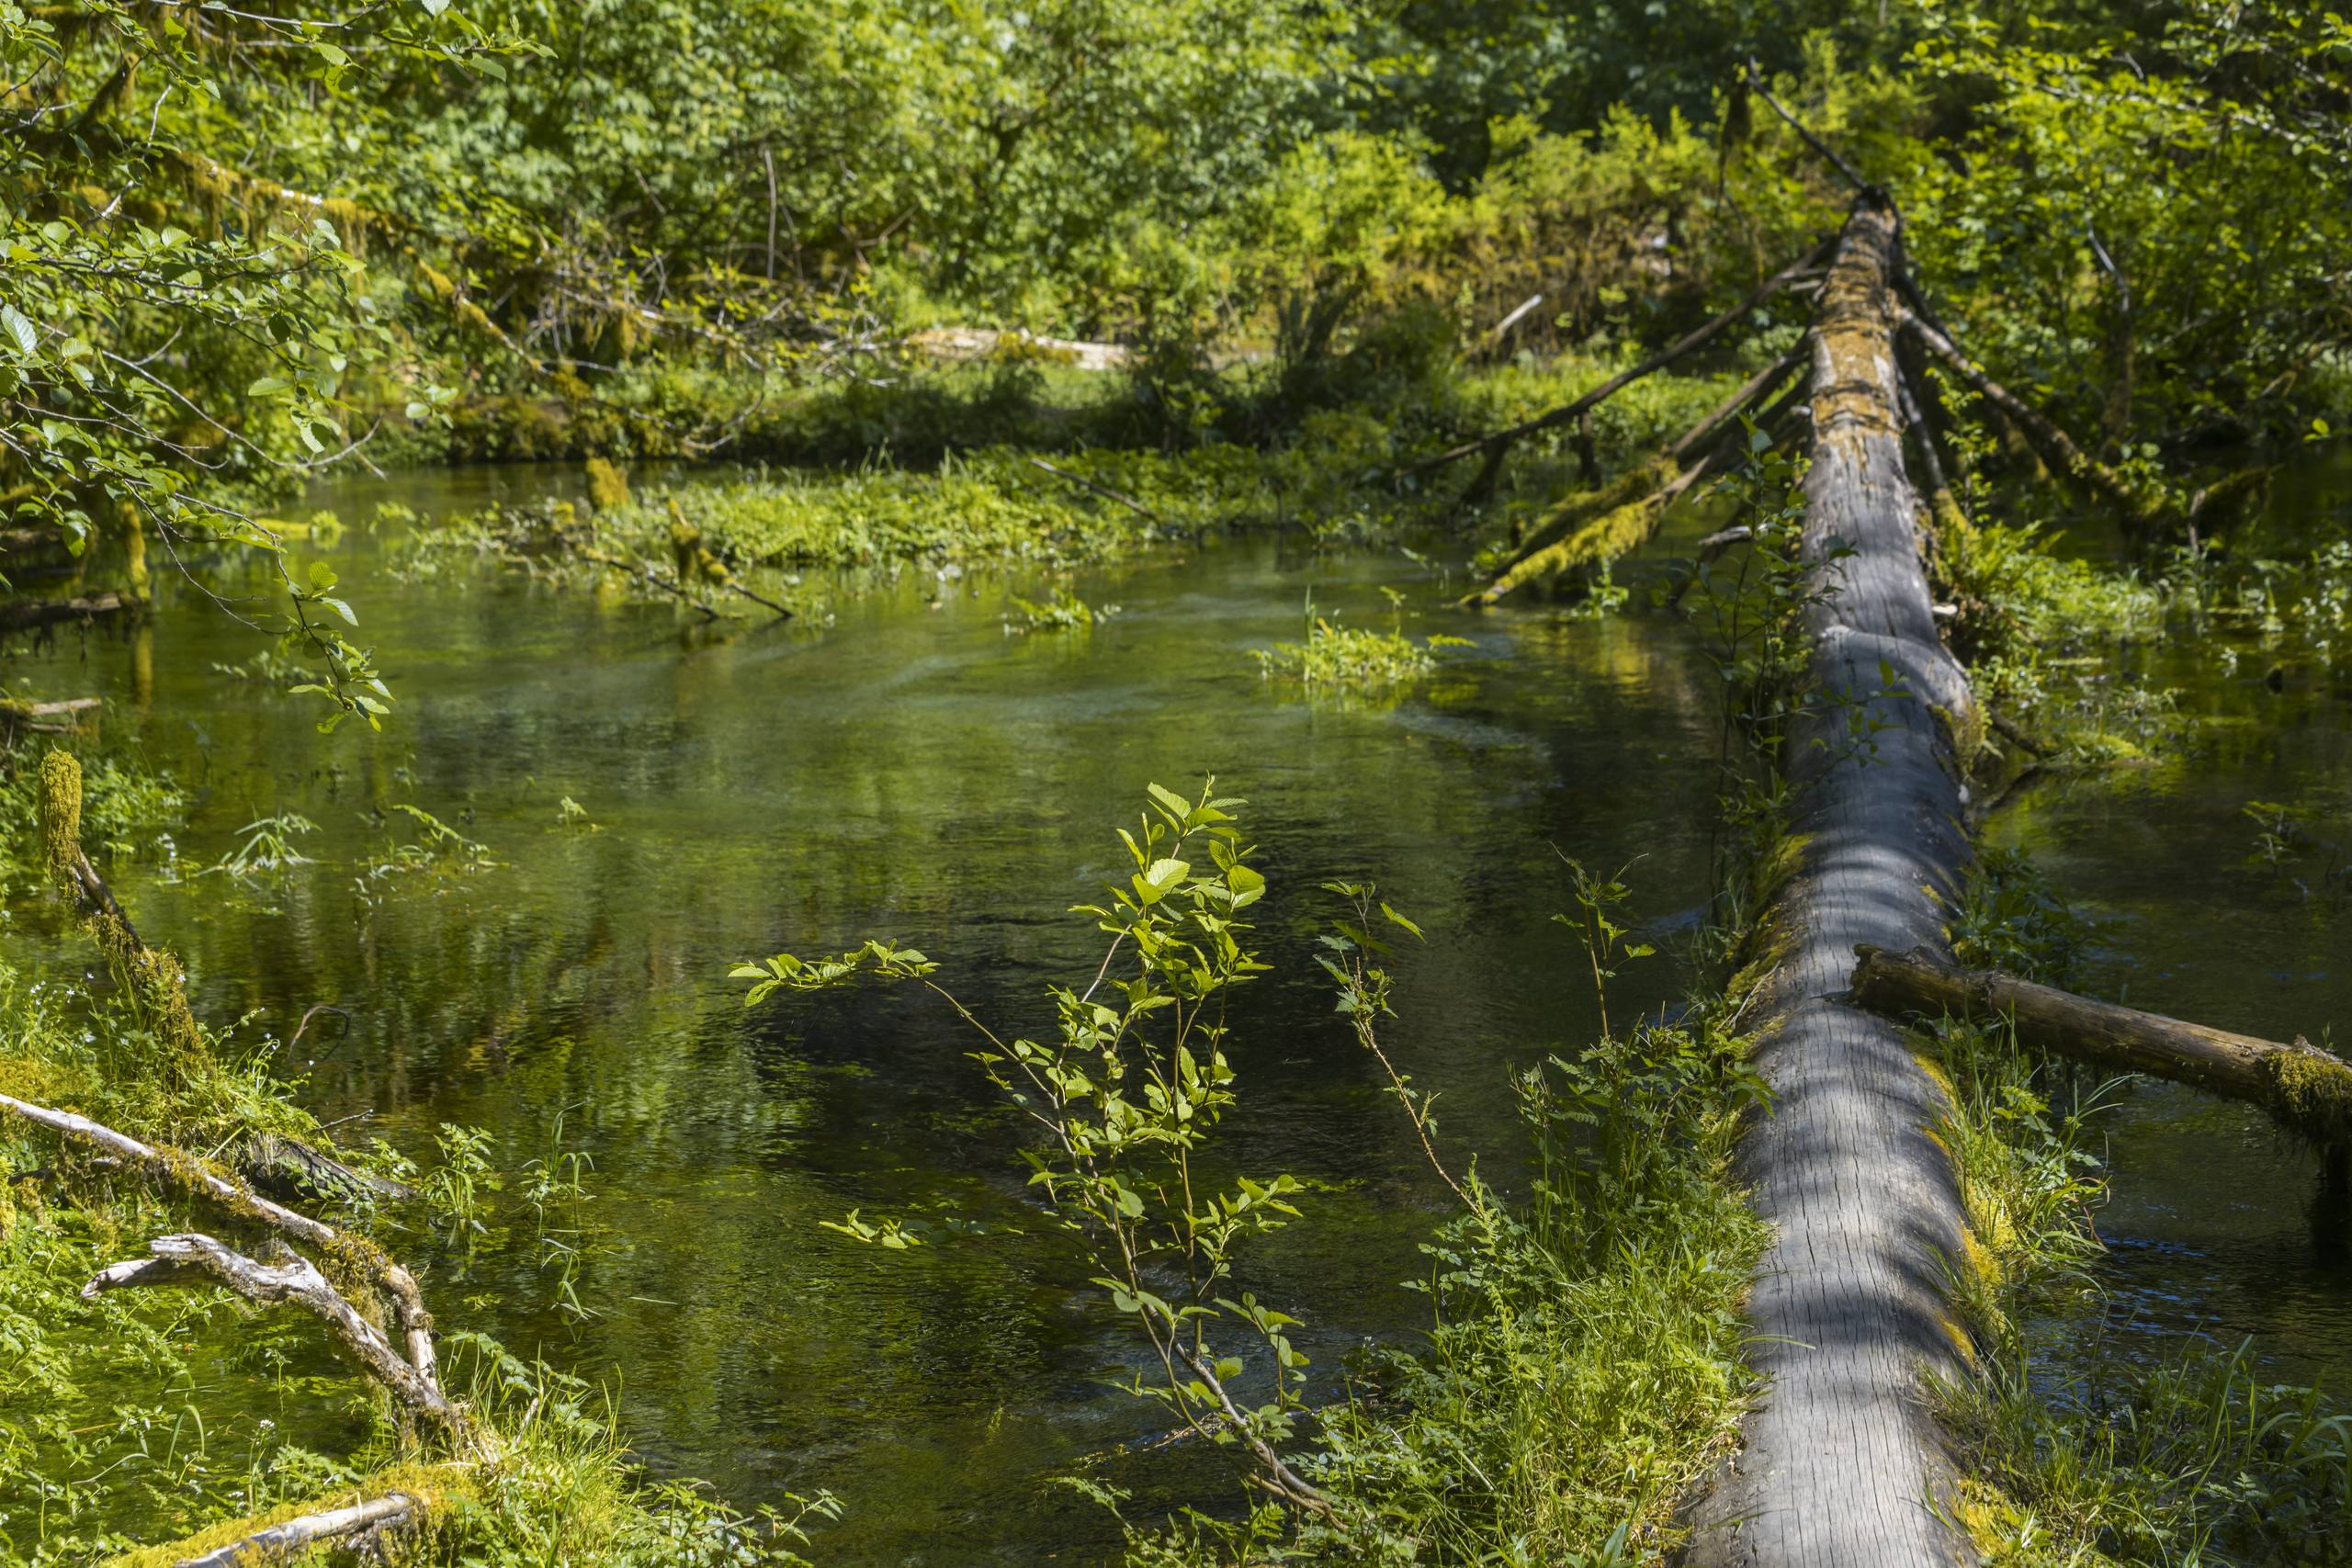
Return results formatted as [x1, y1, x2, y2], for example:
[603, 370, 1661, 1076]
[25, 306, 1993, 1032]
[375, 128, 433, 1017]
[1849, 944, 2352, 1147]
[1684, 194, 1979, 1568]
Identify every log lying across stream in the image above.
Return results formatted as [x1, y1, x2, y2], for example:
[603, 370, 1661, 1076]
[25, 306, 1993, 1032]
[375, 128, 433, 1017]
[1685, 194, 1981, 1568]
[1849, 944, 2352, 1147]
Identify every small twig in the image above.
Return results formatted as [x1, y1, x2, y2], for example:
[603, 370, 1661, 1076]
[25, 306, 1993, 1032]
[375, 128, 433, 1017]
[288, 1002, 350, 1054]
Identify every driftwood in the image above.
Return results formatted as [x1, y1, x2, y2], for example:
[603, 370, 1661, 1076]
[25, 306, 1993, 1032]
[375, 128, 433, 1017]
[85, 1233, 458, 1432]
[1848, 944, 2352, 1147]
[0, 695, 101, 739]
[907, 326, 1132, 372]
[1685, 194, 1981, 1568]
[173, 1492, 417, 1568]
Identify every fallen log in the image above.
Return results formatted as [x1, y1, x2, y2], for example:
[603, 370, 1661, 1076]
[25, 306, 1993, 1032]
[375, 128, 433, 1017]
[1684, 192, 1980, 1568]
[1848, 944, 2352, 1147]
[173, 1492, 418, 1568]
[0, 591, 136, 634]
[1462, 346, 1807, 606]
[1407, 238, 1832, 474]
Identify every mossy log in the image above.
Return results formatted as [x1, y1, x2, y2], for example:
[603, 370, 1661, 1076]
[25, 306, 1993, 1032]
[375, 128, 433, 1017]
[1849, 944, 2352, 1146]
[169, 1492, 417, 1568]
[1464, 346, 1807, 607]
[1684, 195, 1981, 1568]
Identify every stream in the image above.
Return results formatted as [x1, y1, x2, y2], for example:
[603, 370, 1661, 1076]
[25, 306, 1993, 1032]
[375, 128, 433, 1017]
[6, 453, 2348, 1561]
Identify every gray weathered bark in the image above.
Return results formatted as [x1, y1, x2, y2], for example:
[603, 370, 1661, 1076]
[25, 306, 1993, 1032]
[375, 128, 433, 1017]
[1684, 195, 1978, 1567]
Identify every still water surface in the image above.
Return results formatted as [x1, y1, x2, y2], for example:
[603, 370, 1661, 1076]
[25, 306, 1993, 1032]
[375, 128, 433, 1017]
[10, 457, 2349, 1559]
[15, 468, 1724, 1561]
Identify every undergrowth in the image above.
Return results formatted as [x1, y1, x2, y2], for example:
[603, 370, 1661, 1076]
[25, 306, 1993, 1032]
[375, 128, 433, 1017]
[0, 742, 831, 1565]
[741, 786, 1769, 1565]
[1923, 852, 2352, 1567]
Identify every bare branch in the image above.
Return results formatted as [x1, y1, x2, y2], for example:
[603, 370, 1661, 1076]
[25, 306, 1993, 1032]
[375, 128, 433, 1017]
[84, 1233, 461, 1435]
[171, 1492, 417, 1568]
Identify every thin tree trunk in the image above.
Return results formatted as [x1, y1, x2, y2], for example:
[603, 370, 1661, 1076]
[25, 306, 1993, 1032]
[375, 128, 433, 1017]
[1849, 944, 2352, 1146]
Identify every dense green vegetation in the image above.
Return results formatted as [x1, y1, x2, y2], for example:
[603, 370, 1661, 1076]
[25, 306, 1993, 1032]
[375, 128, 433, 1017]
[2, 0, 2347, 1563]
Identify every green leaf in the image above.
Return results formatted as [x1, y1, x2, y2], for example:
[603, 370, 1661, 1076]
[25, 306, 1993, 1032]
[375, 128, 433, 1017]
[0, 306, 36, 357]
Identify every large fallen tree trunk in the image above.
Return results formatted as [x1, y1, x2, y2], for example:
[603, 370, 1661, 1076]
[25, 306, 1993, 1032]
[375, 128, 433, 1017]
[1685, 193, 1980, 1568]
[1849, 944, 2352, 1146]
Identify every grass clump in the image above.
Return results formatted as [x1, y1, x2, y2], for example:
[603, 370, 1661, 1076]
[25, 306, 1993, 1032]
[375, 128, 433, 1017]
[1254, 618, 1472, 690]
[1291, 1010, 1770, 1563]
[1003, 585, 1119, 634]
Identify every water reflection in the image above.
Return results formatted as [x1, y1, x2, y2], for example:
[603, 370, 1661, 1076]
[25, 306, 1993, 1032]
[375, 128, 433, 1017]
[7, 471, 1722, 1562]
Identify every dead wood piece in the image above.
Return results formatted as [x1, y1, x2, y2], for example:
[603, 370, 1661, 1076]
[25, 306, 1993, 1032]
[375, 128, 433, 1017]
[0, 1092, 446, 1404]
[0, 591, 136, 635]
[173, 1493, 418, 1568]
[908, 327, 1132, 371]
[1408, 239, 1833, 473]
[1, 696, 101, 717]
[234, 1132, 420, 1206]
[85, 1233, 460, 1434]
[1849, 944, 2352, 1146]
[1487, 292, 1546, 341]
